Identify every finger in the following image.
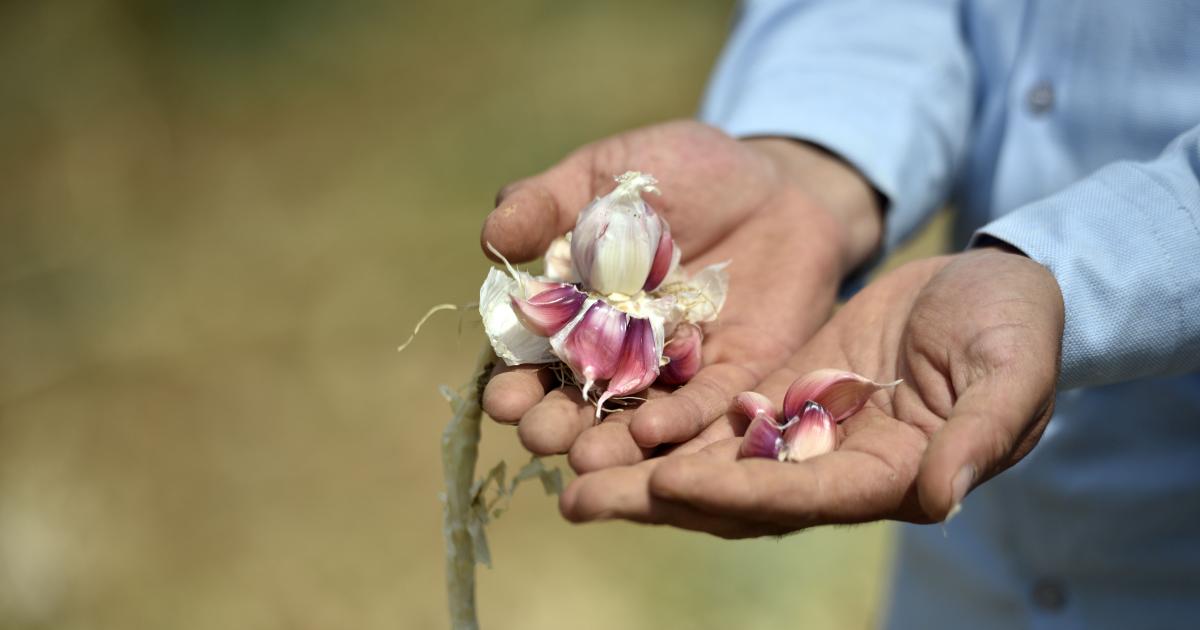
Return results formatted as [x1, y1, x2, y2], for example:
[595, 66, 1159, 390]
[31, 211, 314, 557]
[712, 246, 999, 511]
[516, 386, 594, 456]
[559, 452, 787, 539]
[482, 363, 554, 424]
[570, 399, 747, 474]
[566, 381, 709, 473]
[564, 385, 675, 473]
[629, 362, 760, 448]
[666, 413, 745, 456]
[567, 411, 652, 474]
[916, 365, 1055, 520]
[481, 156, 592, 263]
[650, 412, 926, 526]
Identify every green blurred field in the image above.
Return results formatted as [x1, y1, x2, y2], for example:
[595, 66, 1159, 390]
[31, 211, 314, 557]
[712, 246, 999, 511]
[0, 2, 947, 628]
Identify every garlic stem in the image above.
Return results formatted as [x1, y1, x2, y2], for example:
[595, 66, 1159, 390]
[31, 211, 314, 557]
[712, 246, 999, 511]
[441, 343, 495, 630]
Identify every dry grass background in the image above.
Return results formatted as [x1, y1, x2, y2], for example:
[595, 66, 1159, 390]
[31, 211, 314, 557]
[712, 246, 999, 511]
[0, 1, 947, 628]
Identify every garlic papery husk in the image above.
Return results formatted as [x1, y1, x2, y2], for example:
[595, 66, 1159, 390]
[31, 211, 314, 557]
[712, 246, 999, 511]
[659, 322, 702, 385]
[556, 300, 629, 400]
[675, 262, 730, 325]
[571, 171, 663, 296]
[543, 235, 579, 283]
[738, 412, 786, 460]
[782, 369, 903, 423]
[781, 400, 837, 462]
[596, 316, 664, 415]
[511, 284, 587, 337]
[479, 267, 557, 366]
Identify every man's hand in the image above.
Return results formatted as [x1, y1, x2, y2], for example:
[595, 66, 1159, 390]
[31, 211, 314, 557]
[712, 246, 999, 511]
[558, 248, 1065, 537]
[480, 120, 882, 468]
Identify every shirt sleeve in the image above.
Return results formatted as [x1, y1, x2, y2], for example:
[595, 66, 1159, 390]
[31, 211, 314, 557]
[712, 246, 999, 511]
[972, 124, 1200, 391]
[700, 0, 974, 251]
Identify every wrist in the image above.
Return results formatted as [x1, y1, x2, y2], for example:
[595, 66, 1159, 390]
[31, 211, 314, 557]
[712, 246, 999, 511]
[743, 137, 884, 276]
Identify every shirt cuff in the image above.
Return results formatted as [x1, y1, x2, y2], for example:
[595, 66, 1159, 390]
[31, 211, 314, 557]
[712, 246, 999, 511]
[970, 165, 1200, 390]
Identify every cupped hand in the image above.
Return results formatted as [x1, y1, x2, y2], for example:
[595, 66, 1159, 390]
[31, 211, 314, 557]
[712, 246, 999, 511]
[558, 248, 1065, 537]
[480, 120, 881, 466]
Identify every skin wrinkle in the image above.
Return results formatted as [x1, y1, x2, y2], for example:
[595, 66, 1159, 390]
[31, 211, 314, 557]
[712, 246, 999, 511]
[897, 334, 956, 420]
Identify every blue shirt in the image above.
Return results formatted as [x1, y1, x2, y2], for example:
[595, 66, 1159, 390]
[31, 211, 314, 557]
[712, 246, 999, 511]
[701, 1, 1200, 627]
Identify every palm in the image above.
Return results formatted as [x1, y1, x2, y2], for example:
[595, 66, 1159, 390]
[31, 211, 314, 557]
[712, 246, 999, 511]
[482, 120, 853, 463]
[558, 251, 1063, 538]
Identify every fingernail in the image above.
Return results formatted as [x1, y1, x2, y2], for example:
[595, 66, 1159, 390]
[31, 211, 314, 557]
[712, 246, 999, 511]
[946, 464, 976, 522]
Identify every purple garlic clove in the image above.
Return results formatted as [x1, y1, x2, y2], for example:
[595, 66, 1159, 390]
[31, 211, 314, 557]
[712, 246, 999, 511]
[597, 316, 661, 415]
[658, 322, 702, 385]
[511, 284, 587, 337]
[738, 411, 786, 460]
[560, 301, 629, 400]
[642, 220, 676, 291]
[731, 391, 778, 423]
[782, 369, 902, 423]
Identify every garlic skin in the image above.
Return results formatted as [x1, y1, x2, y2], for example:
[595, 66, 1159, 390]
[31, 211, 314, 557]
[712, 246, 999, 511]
[556, 301, 629, 400]
[782, 369, 902, 423]
[781, 401, 837, 462]
[738, 411, 786, 460]
[732, 391, 776, 422]
[596, 316, 665, 414]
[659, 322, 702, 385]
[571, 172, 665, 296]
[643, 224, 676, 292]
[543, 235, 579, 283]
[511, 284, 587, 337]
[668, 261, 729, 325]
[479, 268, 557, 366]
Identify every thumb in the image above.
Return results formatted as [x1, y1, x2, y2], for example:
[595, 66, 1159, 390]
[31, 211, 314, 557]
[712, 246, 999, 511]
[916, 364, 1055, 521]
[481, 153, 593, 263]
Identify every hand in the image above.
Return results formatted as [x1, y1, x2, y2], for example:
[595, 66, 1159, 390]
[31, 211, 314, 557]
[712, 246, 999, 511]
[480, 120, 882, 467]
[558, 248, 1065, 537]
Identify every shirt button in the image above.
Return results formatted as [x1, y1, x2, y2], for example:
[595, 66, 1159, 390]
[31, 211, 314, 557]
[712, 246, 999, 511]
[1031, 578, 1068, 612]
[1026, 81, 1055, 115]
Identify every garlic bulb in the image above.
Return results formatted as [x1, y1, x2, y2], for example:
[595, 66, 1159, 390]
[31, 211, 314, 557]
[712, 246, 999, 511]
[478, 171, 729, 417]
[571, 171, 665, 296]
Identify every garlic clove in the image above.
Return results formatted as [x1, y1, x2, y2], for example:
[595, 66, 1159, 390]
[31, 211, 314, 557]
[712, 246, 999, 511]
[571, 171, 663, 296]
[782, 369, 902, 423]
[658, 322, 702, 385]
[732, 390, 777, 423]
[522, 278, 562, 297]
[642, 220, 676, 291]
[781, 400, 837, 462]
[511, 284, 587, 337]
[542, 235, 579, 283]
[479, 268, 556, 366]
[738, 411, 786, 460]
[597, 316, 662, 415]
[559, 300, 629, 400]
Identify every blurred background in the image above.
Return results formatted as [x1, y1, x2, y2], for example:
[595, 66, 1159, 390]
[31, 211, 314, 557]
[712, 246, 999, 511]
[0, 1, 947, 628]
